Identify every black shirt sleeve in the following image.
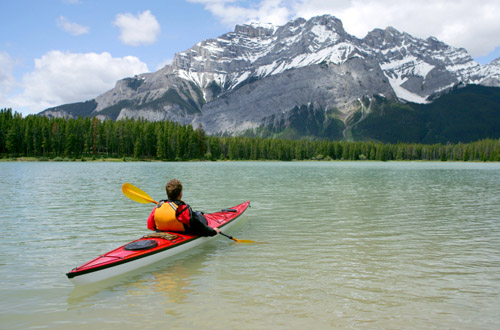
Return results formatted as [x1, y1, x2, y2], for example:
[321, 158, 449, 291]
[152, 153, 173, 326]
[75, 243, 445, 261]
[178, 204, 217, 236]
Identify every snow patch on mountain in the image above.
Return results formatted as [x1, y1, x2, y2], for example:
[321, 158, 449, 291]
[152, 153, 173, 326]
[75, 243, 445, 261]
[384, 73, 429, 104]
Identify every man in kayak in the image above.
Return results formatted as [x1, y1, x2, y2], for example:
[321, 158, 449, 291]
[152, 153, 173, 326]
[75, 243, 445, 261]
[147, 179, 221, 236]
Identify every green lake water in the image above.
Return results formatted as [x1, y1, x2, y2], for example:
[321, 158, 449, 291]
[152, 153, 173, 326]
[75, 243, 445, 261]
[1, 161, 499, 329]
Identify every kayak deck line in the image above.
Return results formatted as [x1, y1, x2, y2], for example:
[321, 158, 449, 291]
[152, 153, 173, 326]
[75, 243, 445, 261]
[66, 201, 250, 285]
[73, 255, 123, 270]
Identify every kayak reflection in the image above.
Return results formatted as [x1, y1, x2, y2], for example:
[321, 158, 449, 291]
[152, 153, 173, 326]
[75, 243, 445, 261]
[68, 243, 218, 306]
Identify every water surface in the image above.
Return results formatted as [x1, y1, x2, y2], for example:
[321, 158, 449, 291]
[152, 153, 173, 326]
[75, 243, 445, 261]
[1, 161, 499, 329]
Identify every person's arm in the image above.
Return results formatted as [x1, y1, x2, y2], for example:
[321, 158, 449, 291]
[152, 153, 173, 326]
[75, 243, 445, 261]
[177, 205, 218, 236]
[147, 208, 156, 231]
[189, 213, 219, 236]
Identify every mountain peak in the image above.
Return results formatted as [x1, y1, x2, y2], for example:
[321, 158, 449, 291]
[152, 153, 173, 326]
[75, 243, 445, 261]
[234, 22, 275, 38]
[364, 26, 417, 47]
[308, 14, 344, 29]
[385, 26, 400, 34]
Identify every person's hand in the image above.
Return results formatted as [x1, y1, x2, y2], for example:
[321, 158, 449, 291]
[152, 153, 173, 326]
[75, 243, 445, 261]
[214, 227, 221, 234]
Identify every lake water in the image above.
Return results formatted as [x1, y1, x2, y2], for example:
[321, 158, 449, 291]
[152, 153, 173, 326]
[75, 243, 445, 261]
[1, 161, 499, 329]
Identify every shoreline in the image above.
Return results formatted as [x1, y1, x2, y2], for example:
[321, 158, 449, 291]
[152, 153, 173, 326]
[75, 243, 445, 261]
[0, 156, 497, 163]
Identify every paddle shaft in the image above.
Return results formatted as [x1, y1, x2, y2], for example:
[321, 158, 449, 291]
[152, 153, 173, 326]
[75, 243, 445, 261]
[220, 232, 237, 241]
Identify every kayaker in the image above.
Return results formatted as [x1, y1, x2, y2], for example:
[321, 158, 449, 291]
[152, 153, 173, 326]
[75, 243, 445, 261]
[147, 179, 221, 236]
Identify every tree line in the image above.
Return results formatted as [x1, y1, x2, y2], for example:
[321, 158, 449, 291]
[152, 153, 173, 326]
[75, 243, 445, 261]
[1, 108, 499, 162]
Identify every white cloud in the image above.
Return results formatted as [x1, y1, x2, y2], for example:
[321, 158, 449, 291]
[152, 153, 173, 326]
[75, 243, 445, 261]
[57, 16, 89, 36]
[187, 0, 291, 26]
[0, 51, 19, 106]
[114, 10, 161, 46]
[8, 51, 149, 115]
[189, 0, 500, 58]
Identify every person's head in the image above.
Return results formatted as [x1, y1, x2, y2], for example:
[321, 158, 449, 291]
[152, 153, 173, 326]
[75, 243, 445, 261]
[166, 179, 183, 200]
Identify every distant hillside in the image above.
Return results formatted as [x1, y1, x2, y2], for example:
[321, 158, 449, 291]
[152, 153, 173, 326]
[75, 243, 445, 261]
[352, 85, 500, 143]
[246, 85, 500, 144]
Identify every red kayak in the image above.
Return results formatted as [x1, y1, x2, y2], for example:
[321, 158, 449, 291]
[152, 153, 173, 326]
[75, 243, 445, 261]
[67, 201, 250, 286]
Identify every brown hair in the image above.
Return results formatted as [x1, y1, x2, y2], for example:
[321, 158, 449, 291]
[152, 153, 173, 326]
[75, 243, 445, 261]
[166, 179, 183, 200]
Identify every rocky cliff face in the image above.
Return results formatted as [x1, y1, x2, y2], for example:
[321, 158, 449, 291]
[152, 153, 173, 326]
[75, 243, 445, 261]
[41, 15, 500, 136]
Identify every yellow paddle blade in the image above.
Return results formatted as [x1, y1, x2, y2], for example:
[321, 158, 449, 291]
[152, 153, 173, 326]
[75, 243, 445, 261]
[220, 232, 267, 244]
[122, 183, 158, 204]
[232, 238, 267, 244]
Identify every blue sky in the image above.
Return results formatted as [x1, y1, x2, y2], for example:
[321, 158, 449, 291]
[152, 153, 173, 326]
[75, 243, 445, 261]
[2, 0, 500, 116]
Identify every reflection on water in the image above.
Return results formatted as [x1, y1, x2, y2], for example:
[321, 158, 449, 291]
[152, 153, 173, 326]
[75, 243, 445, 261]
[1, 161, 500, 329]
[149, 263, 193, 303]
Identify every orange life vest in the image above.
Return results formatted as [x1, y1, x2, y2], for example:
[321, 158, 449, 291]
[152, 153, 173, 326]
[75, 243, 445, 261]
[154, 201, 186, 232]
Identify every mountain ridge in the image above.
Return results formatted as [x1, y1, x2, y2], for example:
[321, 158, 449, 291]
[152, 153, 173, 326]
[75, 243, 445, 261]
[40, 15, 500, 142]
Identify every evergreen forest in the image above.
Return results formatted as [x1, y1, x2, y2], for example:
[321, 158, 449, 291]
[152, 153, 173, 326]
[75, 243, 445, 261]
[1, 108, 499, 162]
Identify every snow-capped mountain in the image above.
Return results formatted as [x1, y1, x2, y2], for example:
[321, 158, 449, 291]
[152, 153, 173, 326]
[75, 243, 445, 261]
[174, 16, 488, 104]
[41, 15, 500, 136]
